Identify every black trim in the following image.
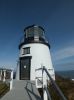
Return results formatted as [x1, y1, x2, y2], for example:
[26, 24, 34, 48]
[20, 56, 32, 60]
[19, 41, 50, 49]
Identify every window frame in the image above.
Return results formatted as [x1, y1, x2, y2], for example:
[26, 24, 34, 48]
[22, 47, 30, 55]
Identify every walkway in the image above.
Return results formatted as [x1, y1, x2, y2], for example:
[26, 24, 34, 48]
[1, 80, 42, 100]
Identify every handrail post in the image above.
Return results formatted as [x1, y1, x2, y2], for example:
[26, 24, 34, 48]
[42, 67, 48, 100]
[0, 70, 2, 81]
[3, 70, 6, 82]
[44, 86, 52, 100]
[10, 70, 13, 90]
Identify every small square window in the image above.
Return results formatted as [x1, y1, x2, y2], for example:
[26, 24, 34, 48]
[23, 47, 30, 55]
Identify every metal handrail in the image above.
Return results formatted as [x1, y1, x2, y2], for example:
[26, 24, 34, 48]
[43, 66, 67, 100]
[44, 85, 52, 100]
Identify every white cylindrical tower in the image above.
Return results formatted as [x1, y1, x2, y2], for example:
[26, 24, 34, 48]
[17, 25, 55, 82]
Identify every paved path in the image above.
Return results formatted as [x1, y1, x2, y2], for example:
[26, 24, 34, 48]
[1, 80, 42, 100]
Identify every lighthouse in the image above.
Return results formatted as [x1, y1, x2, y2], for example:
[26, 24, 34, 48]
[1, 25, 67, 100]
[16, 25, 55, 87]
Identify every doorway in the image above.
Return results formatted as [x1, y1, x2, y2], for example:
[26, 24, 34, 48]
[20, 56, 31, 80]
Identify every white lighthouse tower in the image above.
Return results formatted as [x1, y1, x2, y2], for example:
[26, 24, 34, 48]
[2, 25, 67, 100]
[16, 25, 55, 88]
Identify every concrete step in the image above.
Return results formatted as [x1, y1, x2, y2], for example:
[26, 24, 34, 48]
[1, 80, 42, 100]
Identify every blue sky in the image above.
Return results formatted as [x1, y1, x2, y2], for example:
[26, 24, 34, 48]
[0, 0, 74, 71]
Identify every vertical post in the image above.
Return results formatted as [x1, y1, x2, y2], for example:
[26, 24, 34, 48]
[3, 70, 6, 82]
[0, 70, 2, 81]
[10, 70, 13, 90]
[16, 60, 20, 80]
[42, 67, 48, 100]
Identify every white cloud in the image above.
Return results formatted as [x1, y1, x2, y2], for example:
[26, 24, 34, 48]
[52, 46, 74, 61]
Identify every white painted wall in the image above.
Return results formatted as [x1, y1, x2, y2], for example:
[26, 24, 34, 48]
[19, 43, 55, 81]
[16, 61, 20, 80]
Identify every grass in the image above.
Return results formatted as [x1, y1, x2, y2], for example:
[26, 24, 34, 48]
[0, 82, 9, 98]
[48, 74, 74, 100]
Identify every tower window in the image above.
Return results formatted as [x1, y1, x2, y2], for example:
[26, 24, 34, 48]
[23, 47, 30, 55]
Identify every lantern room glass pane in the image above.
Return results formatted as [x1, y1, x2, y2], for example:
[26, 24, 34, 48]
[25, 26, 45, 39]
[26, 27, 34, 38]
